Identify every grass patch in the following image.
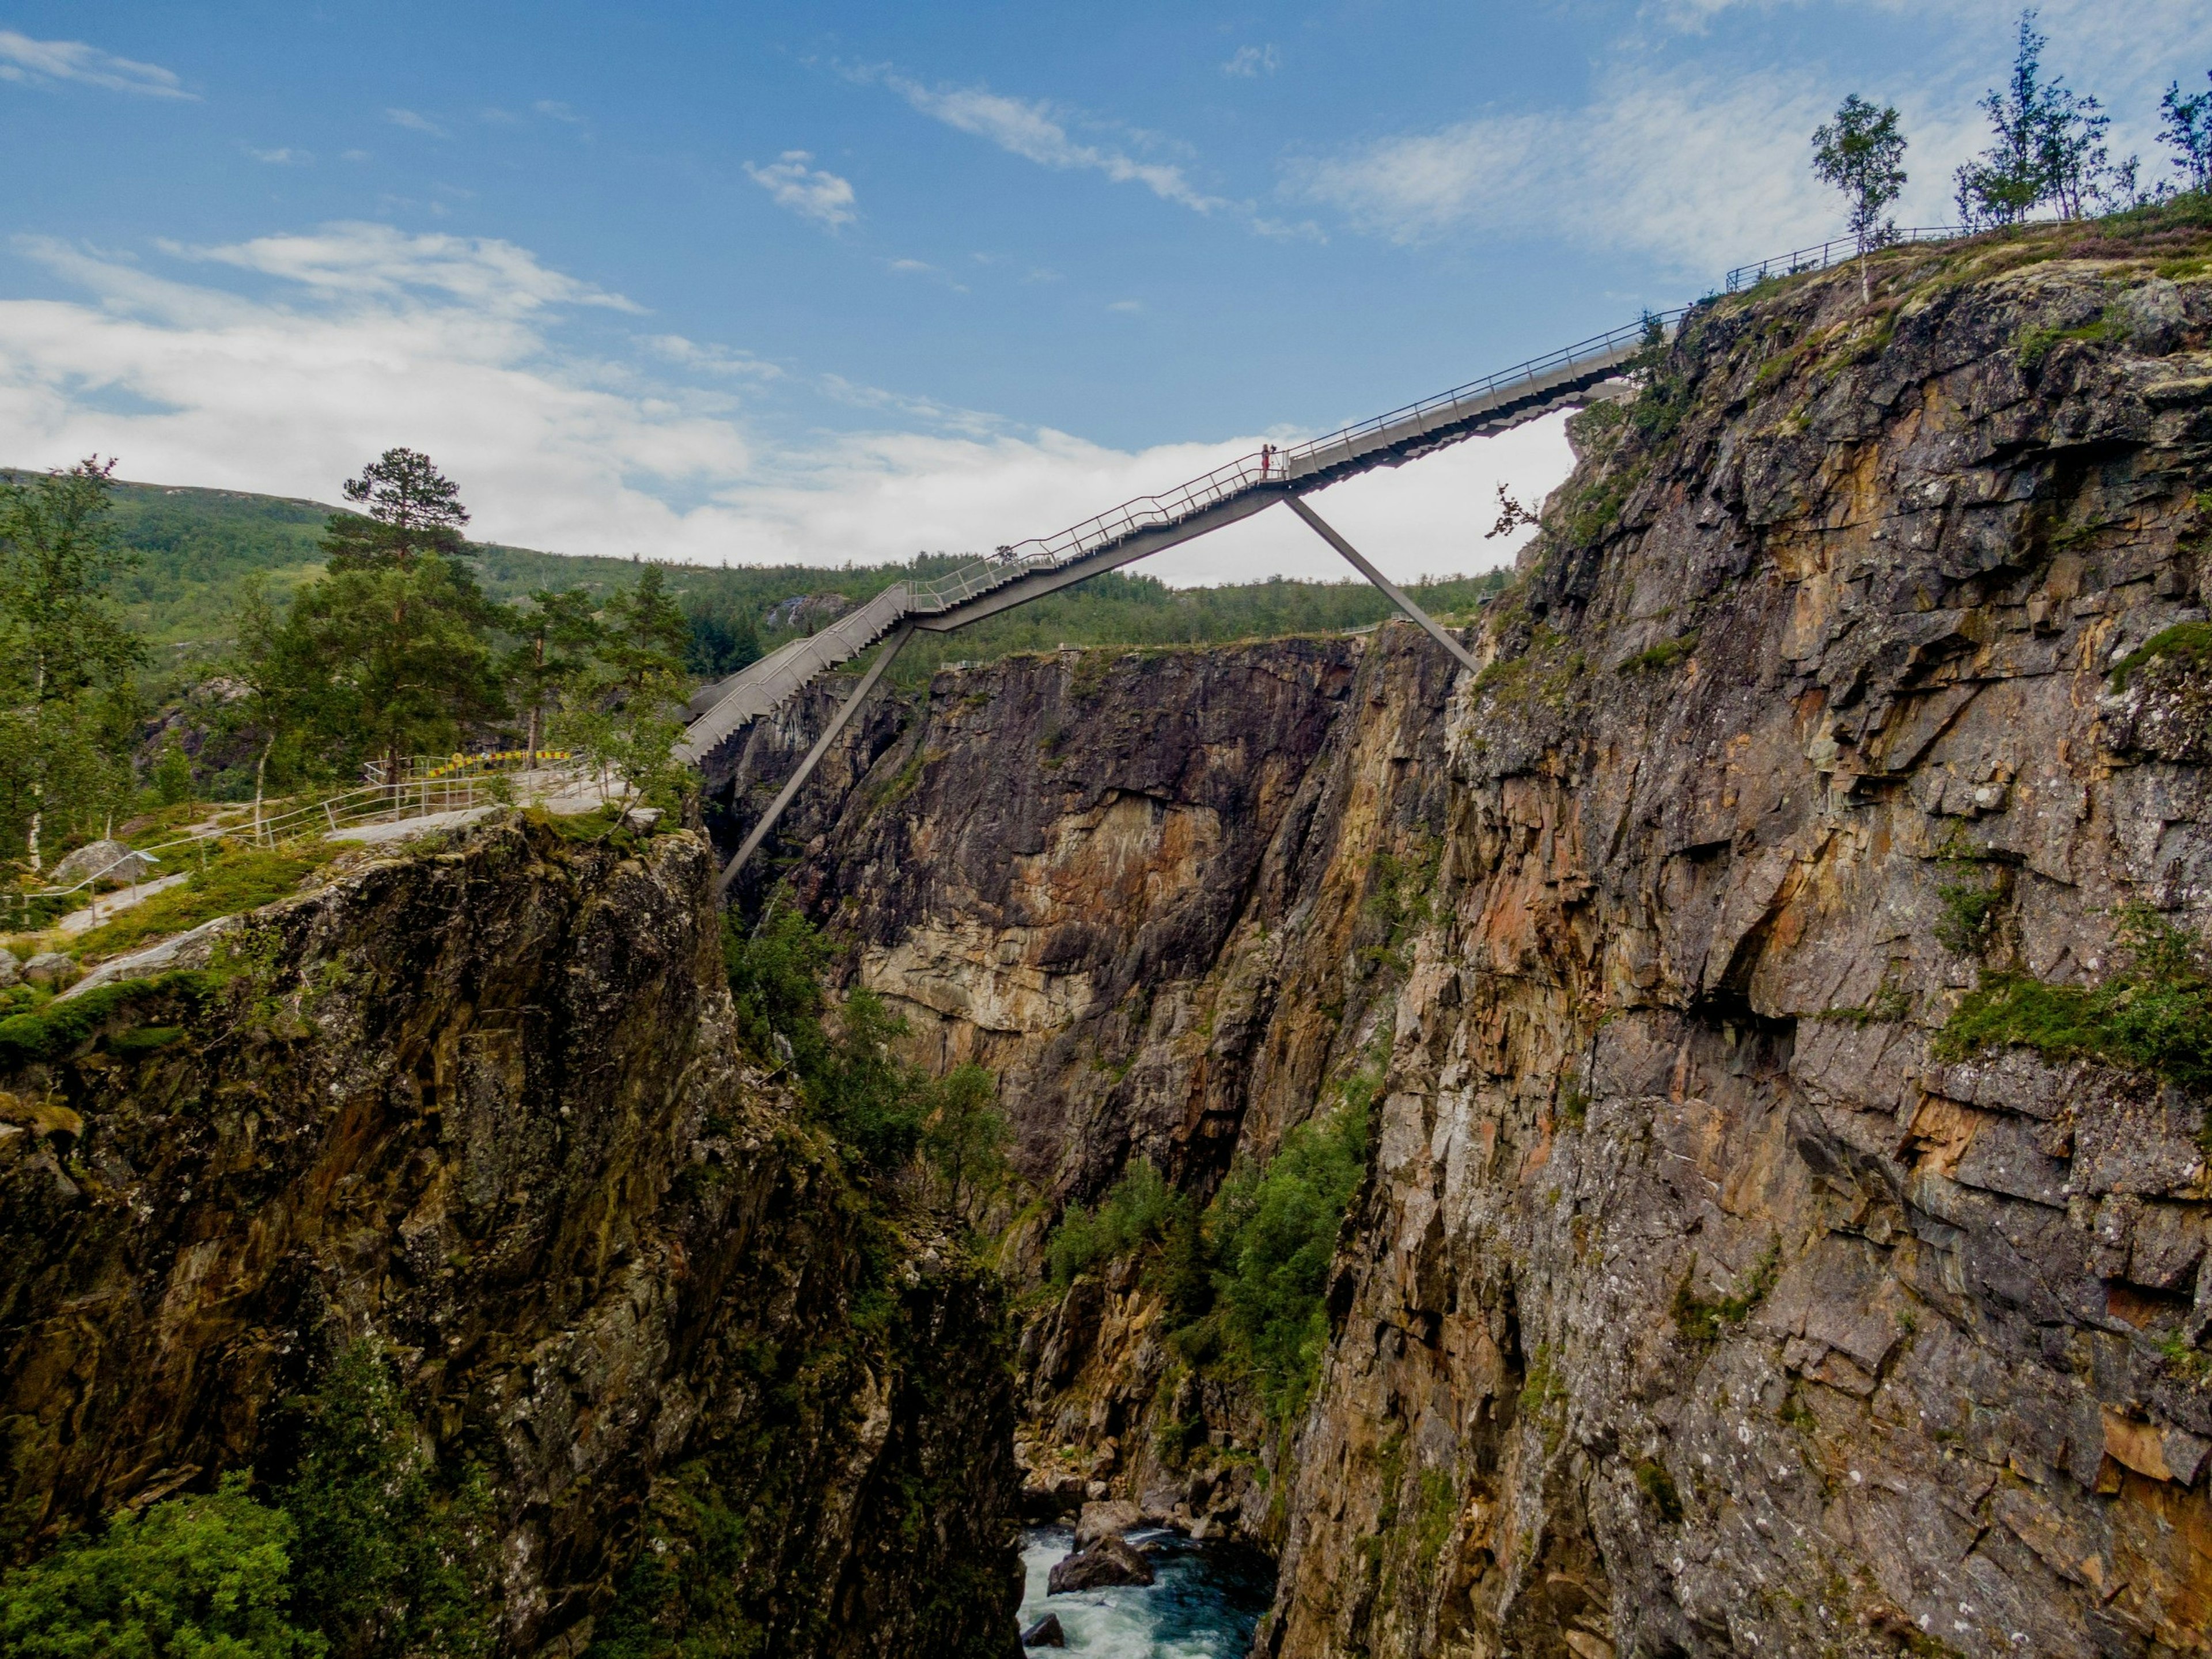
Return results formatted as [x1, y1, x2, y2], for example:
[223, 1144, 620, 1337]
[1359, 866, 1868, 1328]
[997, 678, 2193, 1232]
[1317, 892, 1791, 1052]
[2109, 622, 2212, 691]
[1673, 1238, 1781, 1344]
[1936, 904, 2212, 1097]
[2016, 308, 2127, 374]
[1619, 630, 1700, 675]
[68, 847, 339, 961]
[0, 971, 222, 1066]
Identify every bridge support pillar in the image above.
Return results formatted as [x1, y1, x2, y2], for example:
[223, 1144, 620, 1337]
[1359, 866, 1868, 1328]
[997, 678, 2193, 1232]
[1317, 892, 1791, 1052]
[714, 623, 916, 899]
[1284, 497, 1482, 675]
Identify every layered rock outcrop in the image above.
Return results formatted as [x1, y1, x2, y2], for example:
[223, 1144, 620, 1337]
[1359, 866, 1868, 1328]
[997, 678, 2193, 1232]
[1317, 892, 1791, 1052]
[767, 221, 2212, 1655]
[0, 819, 1022, 1656]
[1263, 229, 2212, 1656]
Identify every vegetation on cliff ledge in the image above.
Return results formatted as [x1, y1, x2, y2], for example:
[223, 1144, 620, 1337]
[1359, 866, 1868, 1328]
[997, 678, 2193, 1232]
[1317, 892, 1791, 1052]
[1937, 904, 2212, 1095]
[0, 1343, 493, 1659]
[723, 898, 1009, 1208]
[1044, 1082, 1373, 1427]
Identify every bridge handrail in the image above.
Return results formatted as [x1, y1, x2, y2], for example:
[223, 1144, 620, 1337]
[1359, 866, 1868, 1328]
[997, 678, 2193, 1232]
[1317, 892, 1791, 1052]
[899, 310, 1690, 616]
[688, 221, 1994, 751]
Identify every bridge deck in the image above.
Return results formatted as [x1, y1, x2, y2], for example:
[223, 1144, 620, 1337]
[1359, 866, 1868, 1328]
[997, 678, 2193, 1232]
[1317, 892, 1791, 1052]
[678, 312, 1671, 767]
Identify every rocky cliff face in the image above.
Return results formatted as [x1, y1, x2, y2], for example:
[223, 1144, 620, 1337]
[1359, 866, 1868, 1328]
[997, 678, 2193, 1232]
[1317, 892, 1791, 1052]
[1261, 229, 2212, 1656]
[785, 632, 1459, 1538]
[0, 819, 1022, 1657]
[774, 219, 2212, 1656]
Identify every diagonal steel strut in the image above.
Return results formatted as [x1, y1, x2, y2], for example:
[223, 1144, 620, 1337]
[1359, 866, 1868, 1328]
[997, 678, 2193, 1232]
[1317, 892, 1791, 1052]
[1282, 497, 1481, 675]
[714, 623, 915, 897]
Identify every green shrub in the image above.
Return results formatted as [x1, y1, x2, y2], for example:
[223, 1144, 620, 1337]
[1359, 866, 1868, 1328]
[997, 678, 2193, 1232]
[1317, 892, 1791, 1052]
[723, 902, 834, 1078]
[1046, 1158, 1185, 1286]
[724, 901, 1006, 1181]
[1672, 1238, 1781, 1344]
[1937, 904, 2212, 1094]
[0, 1474, 323, 1659]
[1202, 1100, 1370, 1423]
[1618, 631, 1699, 675]
[282, 1343, 495, 1659]
[152, 741, 195, 808]
[1935, 870, 2006, 956]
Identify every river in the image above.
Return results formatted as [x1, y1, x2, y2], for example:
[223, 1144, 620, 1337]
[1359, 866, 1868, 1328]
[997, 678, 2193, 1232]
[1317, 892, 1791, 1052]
[1017, 1525, 1275, 1657]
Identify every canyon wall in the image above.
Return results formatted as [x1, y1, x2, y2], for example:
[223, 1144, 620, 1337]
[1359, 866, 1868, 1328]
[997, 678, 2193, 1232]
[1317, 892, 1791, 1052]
[782, 222, 2212, 1655]
[0, 819, 1023, 1657]
[1268, 230, 2212, 1657]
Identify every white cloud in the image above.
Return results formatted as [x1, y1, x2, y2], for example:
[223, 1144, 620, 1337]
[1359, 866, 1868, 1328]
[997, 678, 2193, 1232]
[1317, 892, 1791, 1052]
[744, 150, 858, 229]
[878, 73, 1227, 213]
[1107, 298, 1142, 313]
[889, 257, 937, 272]
[643, 335, 782, 378]
[0, 224, 1572, 586]
[0, 30, 192, 98]
[247, 146, 310, 165]
[1223, 45, 1279, 78]
[1296, 69, 1849, 270]
[533, 99, 585, 125]
[385, 107, 446, 137]
[162, 222, 642, 315]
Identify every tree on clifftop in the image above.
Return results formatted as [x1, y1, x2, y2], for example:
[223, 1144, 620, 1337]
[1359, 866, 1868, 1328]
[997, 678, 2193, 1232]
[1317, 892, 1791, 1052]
[1812, 94, 1907, 304]
[320, 446, 472, 570]
[296, 450, 505, 782]
[1955, 10, 2136, 226]
[0, 459, 145, 872]
[2161, 72, 2212, 196]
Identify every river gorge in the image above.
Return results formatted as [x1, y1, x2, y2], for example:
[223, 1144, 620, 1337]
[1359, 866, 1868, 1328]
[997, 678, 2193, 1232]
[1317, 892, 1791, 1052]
[7, 218, 2212, 1656]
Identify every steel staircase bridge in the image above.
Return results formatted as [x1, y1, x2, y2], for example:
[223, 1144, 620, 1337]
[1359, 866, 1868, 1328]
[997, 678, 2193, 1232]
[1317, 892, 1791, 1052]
[688, 224, 1968, 893]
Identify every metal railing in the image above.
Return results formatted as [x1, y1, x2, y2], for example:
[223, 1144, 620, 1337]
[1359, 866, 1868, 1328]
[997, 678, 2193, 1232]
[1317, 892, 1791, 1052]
[362, 749, 578, 785]
[10, 764, 599, 928]
[1725, 226, 1968, 291]
[892, 312, 1687, 621]
[682, 220, 1994, 752]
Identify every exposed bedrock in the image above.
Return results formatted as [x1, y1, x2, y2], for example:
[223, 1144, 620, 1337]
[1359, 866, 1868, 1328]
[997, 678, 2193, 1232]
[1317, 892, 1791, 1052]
[1262, 240, 2212, 1656]
[0, 820, 1023, 1657]
[771, 230, 2212, 1654]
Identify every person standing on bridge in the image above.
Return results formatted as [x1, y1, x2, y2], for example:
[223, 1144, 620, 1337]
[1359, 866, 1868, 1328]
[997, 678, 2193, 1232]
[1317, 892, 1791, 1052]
[1260, 442, 1275, 478]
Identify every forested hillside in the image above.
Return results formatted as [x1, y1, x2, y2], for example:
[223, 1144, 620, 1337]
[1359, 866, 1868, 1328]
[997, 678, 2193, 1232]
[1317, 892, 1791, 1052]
[89, 475, 1512, 683]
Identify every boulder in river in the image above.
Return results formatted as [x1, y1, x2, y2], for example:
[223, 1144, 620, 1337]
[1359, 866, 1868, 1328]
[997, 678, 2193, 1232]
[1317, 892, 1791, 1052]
[1073, 1497, 1141, 1550]
[1020, 1612, 1066, 1647]
[1047, 1535, 1154, 1594]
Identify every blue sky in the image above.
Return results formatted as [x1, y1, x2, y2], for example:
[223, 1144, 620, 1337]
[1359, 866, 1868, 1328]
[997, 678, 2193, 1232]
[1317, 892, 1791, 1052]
[2, 1, 2207, 581]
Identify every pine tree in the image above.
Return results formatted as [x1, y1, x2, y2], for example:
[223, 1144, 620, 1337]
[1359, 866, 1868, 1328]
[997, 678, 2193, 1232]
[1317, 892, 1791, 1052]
[296, 451, 506, 784]
[320, 447, 472, 571]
